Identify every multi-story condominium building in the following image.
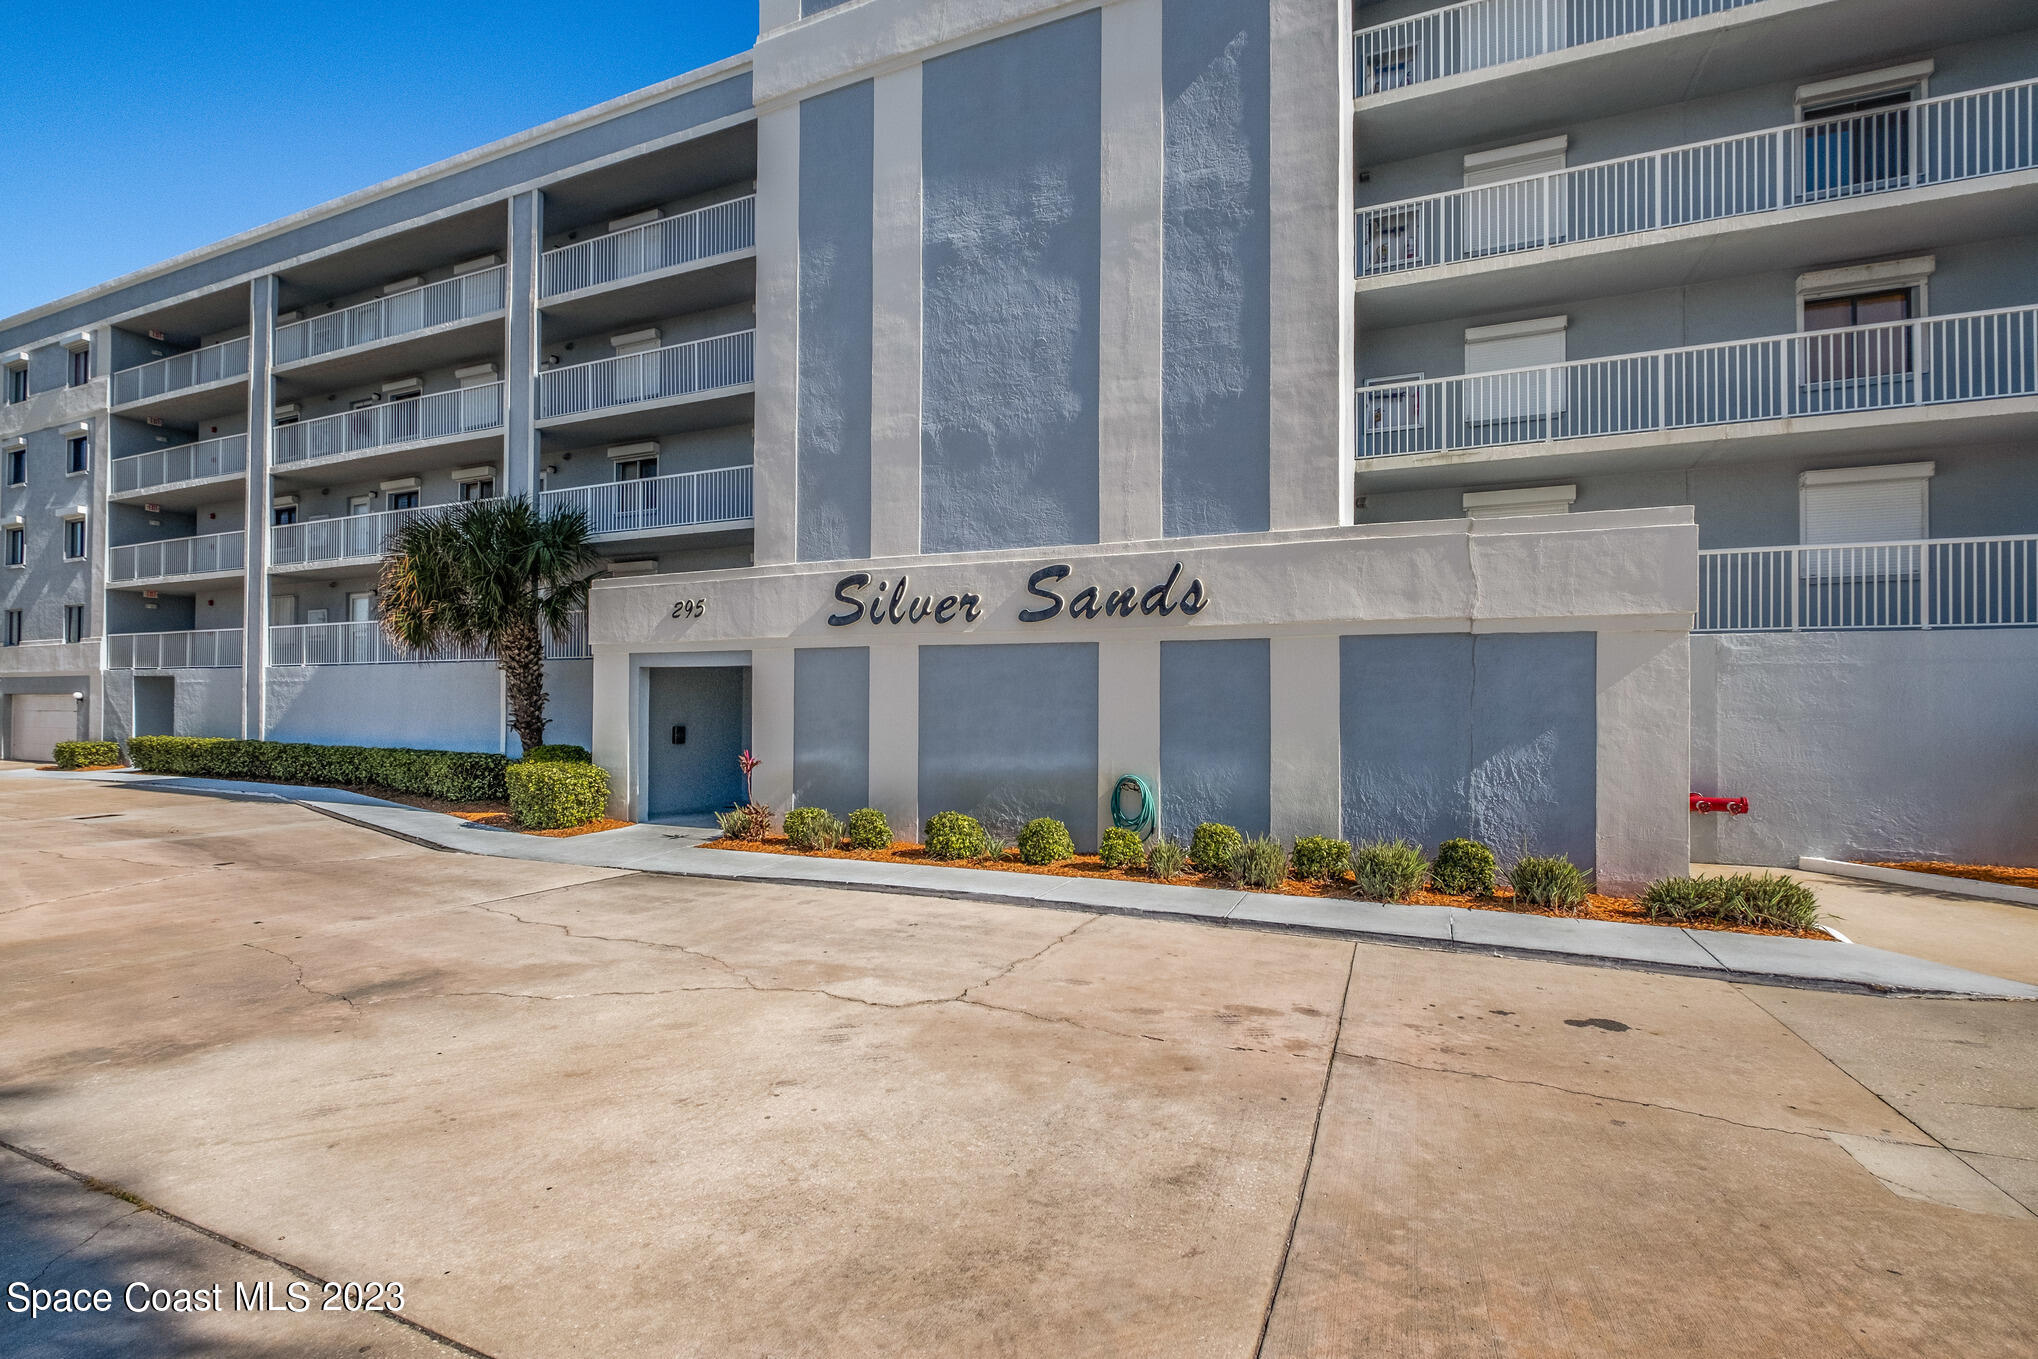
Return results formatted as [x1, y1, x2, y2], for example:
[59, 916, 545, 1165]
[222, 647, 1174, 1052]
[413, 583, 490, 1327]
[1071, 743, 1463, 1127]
[3, 0, 2032, 881]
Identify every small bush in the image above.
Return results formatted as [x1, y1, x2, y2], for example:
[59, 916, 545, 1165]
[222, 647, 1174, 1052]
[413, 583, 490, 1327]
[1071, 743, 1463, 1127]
[1509, 855, 1591, 913]
[783, 806, 843, 852]
[521, 743, 591, 764]
[1643, 873, 1820, 932]
[924, 810, 991, 861]
[1098, 826, 1145, 871]
[53, 740, 121, 770]
[1350, 840, 1430, 902]
[505, 760, 610, 830]
[1144, 838, 1189, 880]
[1639, 876, 1715, 921]
[845, 807, 892, 851]
[979, 833, 1011, 863]
[1431, 838, 1497, 895]
[125, 735, 509, 801]
[1017, 817, 1076, 866]
[1189, 823, 1245, 876]
[1291, 835, 1351, 884]
[1233, 835, 1289, 889]
[715, 802, 774, 841]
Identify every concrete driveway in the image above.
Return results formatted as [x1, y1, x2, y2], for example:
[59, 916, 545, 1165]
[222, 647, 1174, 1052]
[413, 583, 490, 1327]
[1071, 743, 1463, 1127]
[3, 778, 2035, 1357]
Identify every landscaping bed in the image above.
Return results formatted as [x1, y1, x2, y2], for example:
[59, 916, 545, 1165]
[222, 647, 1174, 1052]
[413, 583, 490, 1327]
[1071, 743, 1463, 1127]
[1862, 861, 2038, 892]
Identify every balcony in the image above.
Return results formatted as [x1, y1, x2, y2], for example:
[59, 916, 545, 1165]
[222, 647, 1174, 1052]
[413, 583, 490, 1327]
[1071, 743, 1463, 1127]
[105, 628, 244, 670]
[272, 268, 507, 382]
[540, 465, 753, 540]
[269, 613, 590, 666]
[110, 434, 248, 505]
[108, 530, 246, 585]
[540, 197, 757, 331]
[272, 383, 505, 477]
[1697, 535, 2037, 631]
[536, 330, 754, 441]
[1358, 304, 2038, 474]
[110, 337, 250, 419]
[270, 504, 433, 573]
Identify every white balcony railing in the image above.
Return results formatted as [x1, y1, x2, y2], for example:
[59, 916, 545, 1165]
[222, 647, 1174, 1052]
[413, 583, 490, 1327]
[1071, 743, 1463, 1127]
[1356, 0, 1766, 96]
[273, 383, 505, 467]
[269, 612, 591, 666]
[111, 434, 248, 495]
[540, 465, 753, 536]
[1359, 80, 2038, 275]
[108, 530, 245, 584]
[273, 267, 507, 365]
[1358, 303, 2038, 459]
[537, 330, 754, 421]
[111, 336, 251, 406]
[105, 628, 244, 670]
[1698, 535, 2038, 631]
[270, 504, 437, 570]
[541, 196, 757, 298]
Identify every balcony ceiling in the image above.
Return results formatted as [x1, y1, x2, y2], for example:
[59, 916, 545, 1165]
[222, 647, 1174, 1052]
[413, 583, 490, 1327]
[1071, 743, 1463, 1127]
[272, 317, 507, 398]
[536, 390, 755, 445]
[118, 282, 253, 349]
[275, 206, 507, 314]
[266, 430, 508, 489]
[540, 125, 757, 242]
[539, 256, 757, 343]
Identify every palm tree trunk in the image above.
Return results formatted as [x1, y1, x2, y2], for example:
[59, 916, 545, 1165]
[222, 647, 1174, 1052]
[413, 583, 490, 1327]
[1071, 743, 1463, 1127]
[499, 616, 549, 752]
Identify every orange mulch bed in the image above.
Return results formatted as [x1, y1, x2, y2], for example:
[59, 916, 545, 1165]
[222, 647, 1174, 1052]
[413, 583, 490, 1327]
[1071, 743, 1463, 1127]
[1866, 861, 2038, 892]
[708, 836, 1827, 939]
[38, 764, 126, 773]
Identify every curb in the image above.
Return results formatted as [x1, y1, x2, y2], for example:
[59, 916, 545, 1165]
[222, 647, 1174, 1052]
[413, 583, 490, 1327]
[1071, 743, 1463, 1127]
[1800, 857, 2038, 908]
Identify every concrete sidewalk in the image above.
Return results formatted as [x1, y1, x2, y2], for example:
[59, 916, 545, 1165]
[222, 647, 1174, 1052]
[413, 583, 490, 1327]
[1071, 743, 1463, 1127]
[13, 767, 2038, 1001]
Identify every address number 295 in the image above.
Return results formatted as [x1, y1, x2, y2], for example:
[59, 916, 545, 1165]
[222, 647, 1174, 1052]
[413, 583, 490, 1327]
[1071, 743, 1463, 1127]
[671, 599, 707, 619]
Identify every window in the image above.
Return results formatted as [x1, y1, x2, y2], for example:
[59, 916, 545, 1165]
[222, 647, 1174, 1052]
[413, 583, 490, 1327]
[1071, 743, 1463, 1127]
[4, 527, 22, 566]
[458, 477, 496, 502]
[68, 345, 91, 387]
[386, 489, 419, 511]
[5, 448, 22, 485]
[4, 365, 25, 403]
[1464, 315, 1568, 423]
[346, 591, 375, 623]
[3, 610, 20, 646]
[272, 504, 298, 526]
[66, 435, 90, 474]
[1797, 63, 1930, 201]
[1801, 463, 1932, 546]
[63, 518, 86, 560]
[1362, 374, 1425, 434]
[1361, 207, 1425, 272]
[1462, 137, 1568, 255]
[1803, 288, 1912, 384]
[63, 604, 85, 644]
[1364, 44, 1418, 95]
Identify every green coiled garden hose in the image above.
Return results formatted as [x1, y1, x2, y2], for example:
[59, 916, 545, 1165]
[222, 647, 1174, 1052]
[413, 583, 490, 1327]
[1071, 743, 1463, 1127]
[1111, 774, 1158, 839]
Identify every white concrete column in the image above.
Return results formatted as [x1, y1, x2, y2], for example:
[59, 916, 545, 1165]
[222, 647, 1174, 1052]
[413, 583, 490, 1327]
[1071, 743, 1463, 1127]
[750, 644, 796, 812]
[1267, 0, 1353, 531]
[868, 66, 923, 560]
[1596, 629, 1692, 893]
[752, 105, 802, 566]
[1098, 0, 1165, 546]
[866, 641, 918, 838]
[504, 191, 543, 502]
[759, 0, 799, 33]
[242, 276, 277, 739]
[1096, 637, 1161, 848]
[1269, 634, 1342, 843]
[592, 646, 634, 818]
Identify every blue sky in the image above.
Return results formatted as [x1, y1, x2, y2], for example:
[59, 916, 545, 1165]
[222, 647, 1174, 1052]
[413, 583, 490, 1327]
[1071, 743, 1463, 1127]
[0, 1, 756, 320]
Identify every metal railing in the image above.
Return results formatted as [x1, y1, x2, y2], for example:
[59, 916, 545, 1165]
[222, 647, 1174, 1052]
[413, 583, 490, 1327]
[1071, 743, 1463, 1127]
[273, 267, 507, 365]
[273, 382, 505, 467]
[111, 336, 251, 406]
[1359, 80, 2038, 275]
[108, 530, 245, 583]
[1356, 0, 1766, 96]
[112, 434, 248, 495]
[270, 504, 437, 569]
[269, 612, 591, 666]
[537, 330, 754, 420]
[105, 628, 244, 670]
[540, 465, 752, 536]
[1697, 535, 2038, 631]
[1358, 303, 2038, 459]
[541, 195, 756, 297]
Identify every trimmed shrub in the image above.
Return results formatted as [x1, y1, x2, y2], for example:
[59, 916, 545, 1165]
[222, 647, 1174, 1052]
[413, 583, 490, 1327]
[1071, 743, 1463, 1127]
[1017, 817, 1076, 866]
[506, 760, 610, 830]
[521, 743, 591, 765]
[1189, 822, 1245, 876]
[125, 735, 509, 802]
[1144, 838, 1189, 880]
[1233, 835, 1289, 889]
[1098, 826, 1145, 871]
[1509, 855, 1591, 913]
[1431, 838, 1498, 896]
[1291, 835, 1351, 884]
[783, 806, 843, 852]
[1642, 873, 1820, 932]
[845, 807, 892, 851]
[1350, 840, 1430, 902]
[924, 811, 991, 861]
[53, 740, 121, 770]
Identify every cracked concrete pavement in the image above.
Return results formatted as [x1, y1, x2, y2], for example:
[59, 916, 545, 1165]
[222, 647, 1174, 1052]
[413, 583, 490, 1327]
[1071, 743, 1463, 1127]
[2, 779, 2035, 1357]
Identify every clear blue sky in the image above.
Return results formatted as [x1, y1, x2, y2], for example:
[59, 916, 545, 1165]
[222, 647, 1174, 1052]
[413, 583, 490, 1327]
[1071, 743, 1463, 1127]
[0, 1, 756, 321]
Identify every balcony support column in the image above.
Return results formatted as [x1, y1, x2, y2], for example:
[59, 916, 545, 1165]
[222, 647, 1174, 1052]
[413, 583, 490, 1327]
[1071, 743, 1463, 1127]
[242, 275, 276, 740]
[505, 191, 543, 502]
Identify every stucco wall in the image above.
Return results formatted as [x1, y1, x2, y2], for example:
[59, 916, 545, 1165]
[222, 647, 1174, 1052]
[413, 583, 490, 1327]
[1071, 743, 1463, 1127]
[917, 641, 1099, 843]
[265, 662, 504, 750]
[1158, 637, 1271, 839]
[920, 12, 1102, 553]
[797, 81, 875, 562]
[1, 426, 93, 642]
[1692, 629, 2038, 866]
[793, 645, 870, 812]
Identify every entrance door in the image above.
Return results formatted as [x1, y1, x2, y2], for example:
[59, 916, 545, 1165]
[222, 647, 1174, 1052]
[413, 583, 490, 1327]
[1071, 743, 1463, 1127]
[9, 693, 76, 763]
[647, 666, 748, 819]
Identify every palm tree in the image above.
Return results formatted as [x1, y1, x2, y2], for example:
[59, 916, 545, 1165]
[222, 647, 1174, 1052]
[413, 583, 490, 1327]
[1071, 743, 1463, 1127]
[377, 495, 605, 752]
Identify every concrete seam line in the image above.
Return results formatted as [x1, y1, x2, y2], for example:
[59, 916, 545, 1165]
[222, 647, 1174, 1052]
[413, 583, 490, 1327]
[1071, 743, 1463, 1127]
[1253, 941, 1357, 1358]
[0, 1137, 500, 1359]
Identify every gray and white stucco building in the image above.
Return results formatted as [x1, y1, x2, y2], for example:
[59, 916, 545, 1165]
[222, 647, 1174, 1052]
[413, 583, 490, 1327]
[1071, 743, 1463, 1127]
[3, 0, 2033, 884]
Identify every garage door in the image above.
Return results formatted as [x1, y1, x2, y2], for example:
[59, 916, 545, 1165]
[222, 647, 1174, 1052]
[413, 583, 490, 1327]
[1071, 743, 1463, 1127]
[9, 694, 76, 763]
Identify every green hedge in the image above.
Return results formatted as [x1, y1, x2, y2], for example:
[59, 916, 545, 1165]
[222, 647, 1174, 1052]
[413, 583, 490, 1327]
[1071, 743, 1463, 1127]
[924, 810, 991, 861]
[1291, 836, 1351, 884]
[506, 760, 611, 830]
[1098, 826, 1145, 870]
[521, 743, 591, 764]
[846, 807, 892, 850]
[126, 736, 508, 802]
[1431, 838, 1498, 895]
[1189, 823, 1244, 875]
[1017, 817, 1075, 866]
[53, 740, 122, 770]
